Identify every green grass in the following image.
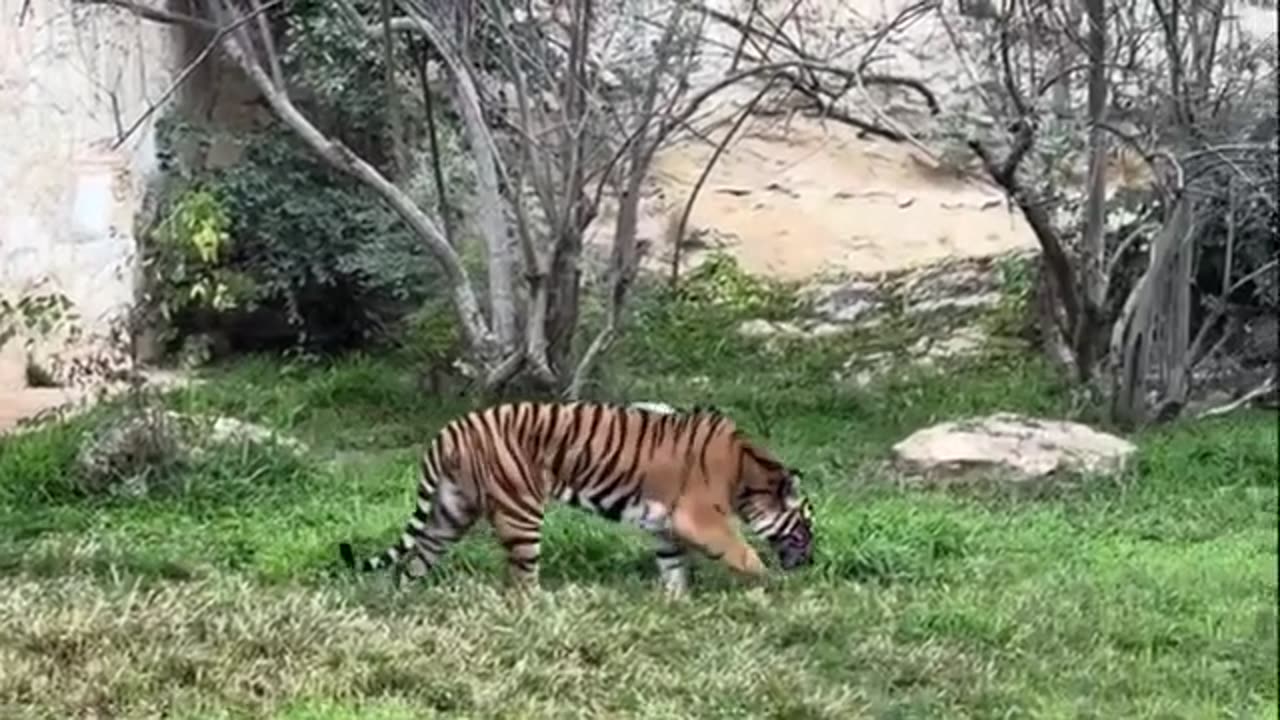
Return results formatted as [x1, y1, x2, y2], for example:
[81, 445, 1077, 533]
[0, 284, 1276, 719]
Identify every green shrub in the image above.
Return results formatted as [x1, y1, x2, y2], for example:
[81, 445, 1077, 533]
[675, 251, 800, 320]
[144, 123, 441, 353]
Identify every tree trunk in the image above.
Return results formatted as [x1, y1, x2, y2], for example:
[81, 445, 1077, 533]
[545, 201, 592, 379]
[1111, 197, 1193, 426]
[1074, 0, 1109, 382]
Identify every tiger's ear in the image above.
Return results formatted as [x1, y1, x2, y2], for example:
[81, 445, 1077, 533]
[788, 467, 805, 484]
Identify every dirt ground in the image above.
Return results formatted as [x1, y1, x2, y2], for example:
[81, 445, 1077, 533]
[591, 114, 1037, 281]
[0, 365, 189, 436]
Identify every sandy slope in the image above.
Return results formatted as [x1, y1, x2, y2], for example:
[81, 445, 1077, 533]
[652, 116, 1033, 280]
[583, 0, 1040, 282]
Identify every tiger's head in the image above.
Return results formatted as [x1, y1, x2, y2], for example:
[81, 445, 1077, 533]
[735, 449, 815, 571]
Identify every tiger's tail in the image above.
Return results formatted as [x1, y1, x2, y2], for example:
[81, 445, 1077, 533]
[339, 451, 442, 574]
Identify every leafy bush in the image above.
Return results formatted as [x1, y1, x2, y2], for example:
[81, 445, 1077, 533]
[144, 121, 441, 354]
[139, 0, 477, 357]
[675, 251, 799, 320]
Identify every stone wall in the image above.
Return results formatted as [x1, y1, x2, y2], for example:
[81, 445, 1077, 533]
[0, 0, 182, 388]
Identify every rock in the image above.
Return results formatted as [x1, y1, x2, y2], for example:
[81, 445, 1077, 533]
[202, 415, 310, 455]
[75, 410, 309, 497]
[802, 322, 847, 338]
[629, 401, 678, 414]
[737, 319, 794, 338]
[836, 325, 989, 387]
[807, 281, 881, 323]
[75, 408, 190, 496]
[891, 413, 1137, 484]
[907, 292, 1002, 316]
[919, 325, 989, 361]
[736, 319, 848, 341]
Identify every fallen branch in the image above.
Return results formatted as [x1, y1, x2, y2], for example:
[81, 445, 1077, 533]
[1196, 376, 1277, 419]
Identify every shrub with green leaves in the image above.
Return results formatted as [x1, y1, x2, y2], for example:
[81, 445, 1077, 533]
[675, 252, 799, 320]
[139, 0, 473, 356]
[144, 123, 441, 354]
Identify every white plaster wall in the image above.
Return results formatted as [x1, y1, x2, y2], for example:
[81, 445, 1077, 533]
[0, 0, 180, 388]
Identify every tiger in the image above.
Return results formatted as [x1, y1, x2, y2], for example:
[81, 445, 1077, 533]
[337, 400, 814, 594]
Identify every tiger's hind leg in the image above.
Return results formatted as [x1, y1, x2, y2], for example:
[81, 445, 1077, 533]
[397, 478, 481, 585]
[489, 500, 546, 592]
[653, 530, 690, 596]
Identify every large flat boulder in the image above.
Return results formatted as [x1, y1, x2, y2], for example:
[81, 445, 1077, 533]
[892, 413, 1136, 484]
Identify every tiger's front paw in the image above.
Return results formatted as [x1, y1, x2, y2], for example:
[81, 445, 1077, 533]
[738, 547, 767, 578]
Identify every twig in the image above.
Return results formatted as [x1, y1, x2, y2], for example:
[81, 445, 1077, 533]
[851, 67, 946, 168]
[934, 3, 1001, 122]
[75, 0, 218, 30]
[728, 0, 761, 72]
[969, 123, 1081, 334]
[671, 78, 779, 287]
[856, 0, 938, 72]
[414, 44, 455, 247]
[1196, 376, 1277, 419]
[1105, 211, 1160, 280]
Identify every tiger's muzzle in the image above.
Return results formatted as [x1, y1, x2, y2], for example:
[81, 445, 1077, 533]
[772, 517, 813, 570]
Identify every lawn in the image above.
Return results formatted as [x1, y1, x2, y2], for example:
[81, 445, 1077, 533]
[0, 283, 1276, 719]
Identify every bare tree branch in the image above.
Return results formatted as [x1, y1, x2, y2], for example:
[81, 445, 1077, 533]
[379, 0, 405, 176]
[569, 2, 688, 398]
[671, 78, 779, 287]
[413, 44, 457, 247]
[248, 0, 283, 88]
[108, 0, 283, 150]
[79, 0, 217, 30]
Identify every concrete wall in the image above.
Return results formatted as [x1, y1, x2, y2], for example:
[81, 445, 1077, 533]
[0, 0, 181, 388]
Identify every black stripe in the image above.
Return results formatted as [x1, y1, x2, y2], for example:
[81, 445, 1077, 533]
[584, 410, 628, 491]
[541, 403, 561, 449]
[501, 534, 541, 549]
[743, 443, 784, 472]
[498, 406, 513, 441]
[633, 411, 652, 465]
[442, 423, 461, 455]
[495, 470, 542, 521]
[585, 404, 605, 448]
[549, 405, 579, 479]
[696, 416, 721, 480]
[572, 406, 610, 485]
[612, 412, 649, 493]
[510, 557, 538, 572]
[436, 496, 465, 528]
[515, 403, 534, 445]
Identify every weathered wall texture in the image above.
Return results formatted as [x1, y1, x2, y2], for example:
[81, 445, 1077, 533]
[0, 0, 180, 388]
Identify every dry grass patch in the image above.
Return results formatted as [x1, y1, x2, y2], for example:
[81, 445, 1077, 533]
[0, 576, 888, 719]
